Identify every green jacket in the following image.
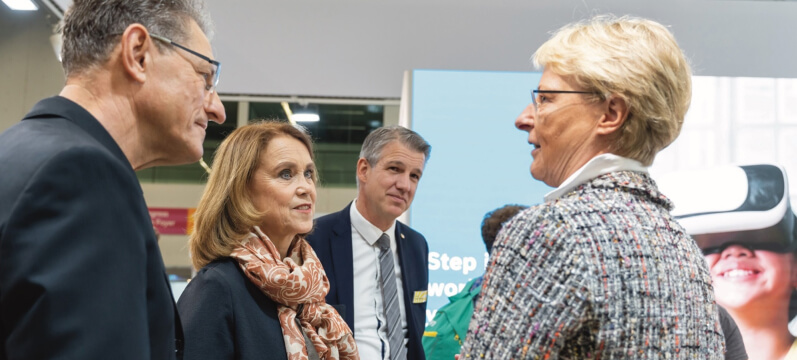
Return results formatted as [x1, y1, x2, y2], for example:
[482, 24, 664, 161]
[422, 277, 482, 360]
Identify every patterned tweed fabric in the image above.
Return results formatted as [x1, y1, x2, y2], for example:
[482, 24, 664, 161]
[460, 171, 725, 359]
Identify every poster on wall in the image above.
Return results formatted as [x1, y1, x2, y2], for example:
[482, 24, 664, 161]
[408, 69, 797, 356]
[409, 69, 548, 323]
[148, 207, 196, 235]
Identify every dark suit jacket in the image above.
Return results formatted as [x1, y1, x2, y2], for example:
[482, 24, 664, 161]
[177, 258, 288, 360]
[307, 202, 429, 360]
[0, 97, 182, 359]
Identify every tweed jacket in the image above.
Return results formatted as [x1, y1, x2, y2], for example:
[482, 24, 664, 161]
[460, 171, 725, 359]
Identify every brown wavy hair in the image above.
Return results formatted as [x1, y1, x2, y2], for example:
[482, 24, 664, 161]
[189, 121, 315, 270]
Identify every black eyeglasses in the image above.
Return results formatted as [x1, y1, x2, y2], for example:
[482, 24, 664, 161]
[150, 34, 220, 93]
[530, 89, 601, 107]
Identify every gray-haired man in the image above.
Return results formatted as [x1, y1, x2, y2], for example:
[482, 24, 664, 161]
[308, 126, 431, 360]
[0, 0, 225, 358]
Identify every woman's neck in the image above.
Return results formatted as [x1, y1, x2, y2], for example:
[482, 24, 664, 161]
[728, 305, 794, 360]
[270, 234, 294, 259]
[738, 326, 794, 360]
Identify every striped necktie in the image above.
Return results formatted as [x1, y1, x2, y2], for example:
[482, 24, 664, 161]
[377, 233, 407, 360]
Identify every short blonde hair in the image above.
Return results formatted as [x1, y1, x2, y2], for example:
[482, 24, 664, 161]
[533, 15, 692, 166]
[189, 121, 315, 270]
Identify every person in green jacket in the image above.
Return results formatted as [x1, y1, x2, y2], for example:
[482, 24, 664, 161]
[422, 204, 528, 360]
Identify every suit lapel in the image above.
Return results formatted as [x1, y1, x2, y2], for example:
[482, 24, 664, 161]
[395, 222, 427, 359]
[329, 204, 355, 326]
[394, 223, 413, 310]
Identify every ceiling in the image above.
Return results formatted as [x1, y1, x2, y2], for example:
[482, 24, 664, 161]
[37, 0, 797, 17]
[30, 0, 797, 99]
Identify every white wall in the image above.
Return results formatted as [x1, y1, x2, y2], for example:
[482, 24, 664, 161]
[0, 7, 64, 130]
[6, 0, 797, 119]
[206, 0, 797, 98]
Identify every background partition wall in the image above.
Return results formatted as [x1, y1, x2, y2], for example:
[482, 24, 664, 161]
[409, 70, 549, 319]
[408, 69, 797, 323]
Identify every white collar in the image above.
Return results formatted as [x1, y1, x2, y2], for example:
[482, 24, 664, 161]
[350, 198, 397, 246]
[544, 153, 648, 202]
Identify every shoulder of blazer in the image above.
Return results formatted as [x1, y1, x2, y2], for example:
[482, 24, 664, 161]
[312, 203, 353, 238]
[190, 258, 282, 312]
[199, 258, 241, 284]
[20, 97, 131, 166]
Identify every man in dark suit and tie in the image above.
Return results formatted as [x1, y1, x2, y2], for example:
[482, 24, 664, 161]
[308, 126, 431, 360]
[0, 0, 225, 358]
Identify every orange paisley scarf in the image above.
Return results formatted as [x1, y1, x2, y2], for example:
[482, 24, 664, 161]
[230, 226, 359, 360]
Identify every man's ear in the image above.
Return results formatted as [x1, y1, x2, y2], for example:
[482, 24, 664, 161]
[119, 24, 152, 84]
[596, 95, 628, 136]
[356, 158, 370, 184]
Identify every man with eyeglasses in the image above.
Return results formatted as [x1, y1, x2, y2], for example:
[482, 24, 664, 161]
[0, 0, 225, 359]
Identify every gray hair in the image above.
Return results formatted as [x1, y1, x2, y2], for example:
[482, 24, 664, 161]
[360, 125, 431, 166]
[60, 0, 214, 76]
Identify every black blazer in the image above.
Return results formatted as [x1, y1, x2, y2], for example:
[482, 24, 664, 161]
[0, 97, 182, 359]
[177, 258, 288, 360]
[306, 203, 429, 360]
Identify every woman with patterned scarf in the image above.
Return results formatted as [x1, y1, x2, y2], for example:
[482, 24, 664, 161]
[178, 121, 358, 360]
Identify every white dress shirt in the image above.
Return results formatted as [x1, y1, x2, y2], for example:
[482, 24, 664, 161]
[350, 200, 408, 360]
[545, 153, 649, 202]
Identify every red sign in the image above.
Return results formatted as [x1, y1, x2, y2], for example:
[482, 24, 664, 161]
[149, 208, 193, 235]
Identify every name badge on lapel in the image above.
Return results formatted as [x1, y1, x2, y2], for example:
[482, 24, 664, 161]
[413, 290, 427, 303]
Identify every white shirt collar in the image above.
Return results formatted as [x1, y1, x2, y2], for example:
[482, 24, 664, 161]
[350, 198, 397, 246]
[544, 153, 648, 202]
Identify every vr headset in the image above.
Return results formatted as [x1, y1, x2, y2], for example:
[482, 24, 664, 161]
[656, 164, 797, 254]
